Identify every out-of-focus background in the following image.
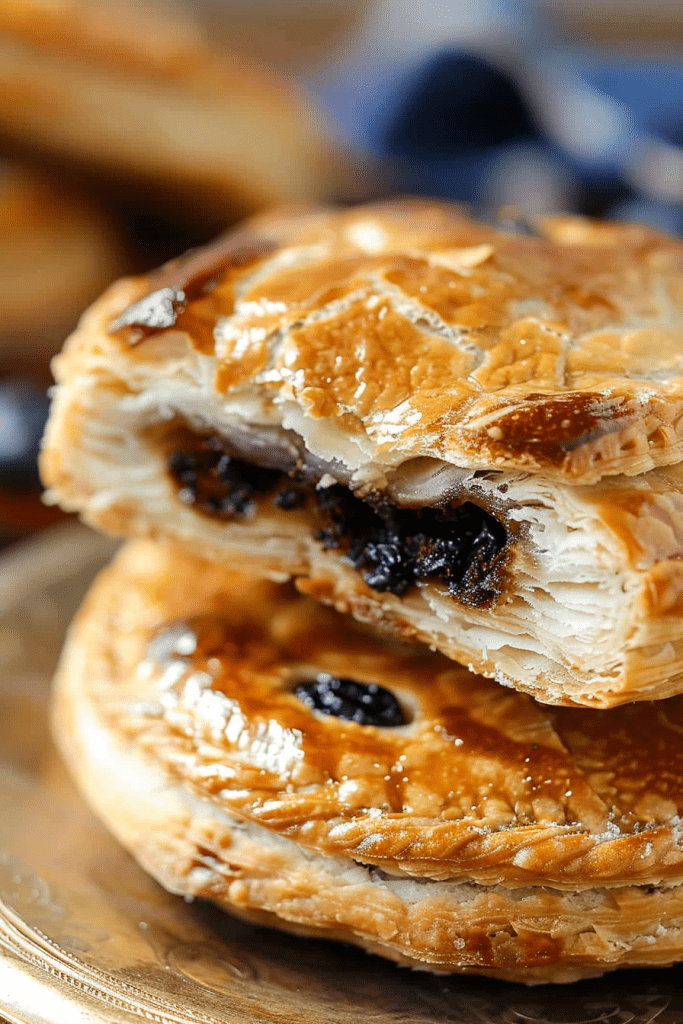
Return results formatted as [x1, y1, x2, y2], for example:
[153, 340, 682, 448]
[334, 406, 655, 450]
[2, 0, 683, 543]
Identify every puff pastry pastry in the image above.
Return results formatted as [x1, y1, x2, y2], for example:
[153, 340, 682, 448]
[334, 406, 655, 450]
[52, 540, 683, 983]
[0, 0, 334, 225]
[41, 201, 683, 707]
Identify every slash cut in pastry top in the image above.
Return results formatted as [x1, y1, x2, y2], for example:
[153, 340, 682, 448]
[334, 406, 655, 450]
[41, 200, 683, 707]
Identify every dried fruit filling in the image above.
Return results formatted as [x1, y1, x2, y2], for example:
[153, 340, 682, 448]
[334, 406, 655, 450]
[294, 673, 406, 726]
[167, 433, 508, 605]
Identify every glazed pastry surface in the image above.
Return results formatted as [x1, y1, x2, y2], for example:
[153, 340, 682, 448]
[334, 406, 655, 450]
[51, 540, 683, 981]
[46, 200, 683, 480]
[41, 202, 683, 706]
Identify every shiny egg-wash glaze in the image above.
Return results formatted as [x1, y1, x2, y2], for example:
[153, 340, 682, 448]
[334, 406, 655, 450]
[105, 204, 683, 482]
[52, 541, 683, 983]
[41, 200, 683, 706]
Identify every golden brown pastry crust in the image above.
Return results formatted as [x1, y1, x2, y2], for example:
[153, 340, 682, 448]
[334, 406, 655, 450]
[45, 200, 683, 480]
[40, 202, 683, 706]
[52, 541, 683, 980]
[0, 0, 334, 224]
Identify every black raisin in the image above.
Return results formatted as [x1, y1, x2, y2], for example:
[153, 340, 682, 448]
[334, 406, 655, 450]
[240, 461, 282, 493]
[315, 526, 343, 549]
[275, 486, 306, 510]
[294, 673, 406, 727]
[214, 453, 235, 482]
[168, 437, 281, 520]
[168, 450, 198, 484]
[310, 485, 507, 602]
[354, 540, 416, 595]
[177, 485, 196, 505]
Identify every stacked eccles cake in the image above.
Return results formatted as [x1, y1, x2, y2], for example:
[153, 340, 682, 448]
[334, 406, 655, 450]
[40, 200, 683, 984]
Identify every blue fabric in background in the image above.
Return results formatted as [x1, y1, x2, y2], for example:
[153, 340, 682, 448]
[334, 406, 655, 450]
[314, 35, 683, 235]
[371, 51, 555, 206]
[379, 52, 540, 155]
[587, 61, 683, 146]
[0, 381, 50, 486]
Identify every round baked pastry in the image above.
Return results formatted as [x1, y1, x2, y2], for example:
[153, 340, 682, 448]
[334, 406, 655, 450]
[0, 161, 122, 378]
[0, 0, 335, 226]
[41, 200, 683, 706]
[53, 539, 683, 983]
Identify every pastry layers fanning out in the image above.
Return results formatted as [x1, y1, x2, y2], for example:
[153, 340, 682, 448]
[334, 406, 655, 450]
[52, 540, 683, 983]
[41, 200, 683, 707]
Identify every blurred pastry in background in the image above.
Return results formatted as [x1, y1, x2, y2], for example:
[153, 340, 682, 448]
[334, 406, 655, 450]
[199, 0, 369, 77]
[0, 161, 123, 381]
[0, 0, 340, 233]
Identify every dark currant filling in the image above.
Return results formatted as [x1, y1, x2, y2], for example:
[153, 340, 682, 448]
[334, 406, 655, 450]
[313, 482, 506, 604]
[294, 673, 406, 727]
[166, 433, 508, 605]
[168, 439, 282, 518]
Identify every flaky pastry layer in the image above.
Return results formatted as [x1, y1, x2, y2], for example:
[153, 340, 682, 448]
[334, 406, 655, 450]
[41, 202, 683, 707]
[42, 362, 683, 707]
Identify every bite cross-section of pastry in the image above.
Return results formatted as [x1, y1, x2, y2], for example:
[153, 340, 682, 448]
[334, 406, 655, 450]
[41, 200, 683, 707]
[52, 541, 683, 983]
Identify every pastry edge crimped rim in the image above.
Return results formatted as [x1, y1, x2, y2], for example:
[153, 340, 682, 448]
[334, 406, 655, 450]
[49, 588, 683, 985]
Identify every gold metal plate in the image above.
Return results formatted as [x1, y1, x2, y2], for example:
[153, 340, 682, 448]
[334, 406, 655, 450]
[0, 523, 680, 1023]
